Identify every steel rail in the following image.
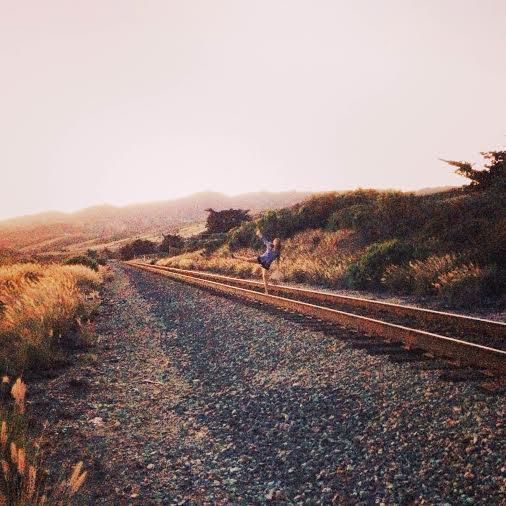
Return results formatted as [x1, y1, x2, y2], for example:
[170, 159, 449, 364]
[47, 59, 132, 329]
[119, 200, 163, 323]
[129, 261, 506, 340]
[125, 261, 506, 374]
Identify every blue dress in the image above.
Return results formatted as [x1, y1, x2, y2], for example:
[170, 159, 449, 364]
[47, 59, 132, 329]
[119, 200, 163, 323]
[257, 235, 279, 270]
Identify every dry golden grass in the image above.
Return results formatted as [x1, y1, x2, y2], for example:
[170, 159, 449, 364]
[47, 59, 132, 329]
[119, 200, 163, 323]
[158, 234, 492, 307]
[0, 263, 103, 374]
[381, 253, 462, 295]
[275, 229, 356, 286]
[159, 249, 262, 277]
[380, 253, 492, 306]
[0, 263, 102, 502]
[0, 377, 87, 505]
[435, 262, 483, 290]
[157, 228, 357, 287]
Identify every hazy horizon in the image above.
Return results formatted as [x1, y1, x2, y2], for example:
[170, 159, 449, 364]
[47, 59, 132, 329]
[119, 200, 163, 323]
[0, 184, 460, 223]
[0, 189, 311, 221]
[1, 1, 505, 220]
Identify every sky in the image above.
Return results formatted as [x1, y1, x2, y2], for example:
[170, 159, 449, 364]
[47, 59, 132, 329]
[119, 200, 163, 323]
[1, 0, 505, 220]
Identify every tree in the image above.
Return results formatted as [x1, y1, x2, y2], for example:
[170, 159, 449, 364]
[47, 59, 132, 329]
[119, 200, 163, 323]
[159, 233, 184, 254]
[441, 150, 506, 191]
[119, 239, 157, 260]
[101, 247, 113, 259]
[205, 208, 251, 233]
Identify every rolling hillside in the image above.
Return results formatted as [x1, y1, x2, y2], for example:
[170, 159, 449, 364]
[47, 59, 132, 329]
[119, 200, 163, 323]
[0, 191, 310, 254]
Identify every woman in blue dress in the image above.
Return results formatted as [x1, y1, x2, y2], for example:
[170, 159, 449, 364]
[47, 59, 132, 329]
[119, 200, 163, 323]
[232, 229, 282, 294]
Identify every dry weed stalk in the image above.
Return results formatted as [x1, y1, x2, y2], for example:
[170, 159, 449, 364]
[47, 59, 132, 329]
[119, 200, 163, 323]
[68, 461, 87, 496]
[0, 378, 88, 504]
[27, 465, 36, 499]
[11, 378, 27, 414]
[1, 460, 9, 481]
[10, 442, 17, 464]
[0, 423, 6, 448]
[17, 447, 25, 476]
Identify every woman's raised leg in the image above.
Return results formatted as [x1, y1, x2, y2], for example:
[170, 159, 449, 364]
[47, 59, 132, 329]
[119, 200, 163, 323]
[232, 254, 258, 264]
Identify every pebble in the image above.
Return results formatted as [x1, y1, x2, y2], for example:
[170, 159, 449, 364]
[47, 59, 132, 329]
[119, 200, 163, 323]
[36, 265, 506, 505]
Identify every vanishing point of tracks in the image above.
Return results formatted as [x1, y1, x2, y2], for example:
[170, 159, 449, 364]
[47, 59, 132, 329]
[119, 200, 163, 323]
[126, 261, 506, 378]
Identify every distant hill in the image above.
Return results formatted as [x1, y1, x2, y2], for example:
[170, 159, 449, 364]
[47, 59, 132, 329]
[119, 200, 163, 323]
[0, 191, 310, 253]
[413, 185, 456, 196]
[0, 187, 459, 255]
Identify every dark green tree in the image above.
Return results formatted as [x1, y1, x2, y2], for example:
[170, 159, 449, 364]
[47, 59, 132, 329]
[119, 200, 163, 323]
[205, 208, 251, 233]
[119, 239, 157, 260]
[159, 233, 184, 254]
[441, 150, 506, 191]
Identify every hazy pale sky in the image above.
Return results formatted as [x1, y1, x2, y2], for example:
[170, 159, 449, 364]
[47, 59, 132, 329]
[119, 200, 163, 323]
[1, 1, 505, 220]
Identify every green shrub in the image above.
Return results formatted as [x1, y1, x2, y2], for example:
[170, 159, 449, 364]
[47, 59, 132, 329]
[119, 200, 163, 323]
[228, 222, 258, 250]
[229, 190, 381, 246]
[326, 192, 432, 242]
[327, 204, 375, 232]
[257, 208, 300, 239]
[202, 234, 228, 255]
[64, 255, 99, 271]
[294, 194, 340, 231]
[296, 190, 377, 232]
[373, 192, 427, 239]
[423, 194, 495, 249]
[85, 249, 107, 265]
[345, 239, 415, 289]
[477, 217, 506, 268]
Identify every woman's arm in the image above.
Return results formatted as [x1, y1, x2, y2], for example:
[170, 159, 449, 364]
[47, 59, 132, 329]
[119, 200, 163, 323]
[256, 229, 270, 247]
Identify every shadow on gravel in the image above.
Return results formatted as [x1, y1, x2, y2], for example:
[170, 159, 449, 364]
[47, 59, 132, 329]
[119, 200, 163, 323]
[123, 266, 504, 505]
[193, 385, 373, 500]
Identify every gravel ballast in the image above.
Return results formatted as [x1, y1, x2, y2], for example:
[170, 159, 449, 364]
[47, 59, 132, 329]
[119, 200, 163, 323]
[36, 264, 505, 504]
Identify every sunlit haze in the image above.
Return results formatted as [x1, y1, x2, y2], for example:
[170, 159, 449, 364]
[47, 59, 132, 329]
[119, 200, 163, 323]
[1, 1, 505, 220]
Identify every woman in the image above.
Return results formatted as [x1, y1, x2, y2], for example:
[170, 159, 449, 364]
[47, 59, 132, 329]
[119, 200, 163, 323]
[232, 229, 282, 294]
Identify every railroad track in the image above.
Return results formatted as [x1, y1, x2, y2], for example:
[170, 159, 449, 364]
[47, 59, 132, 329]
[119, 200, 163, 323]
[125, 261, 506, 376]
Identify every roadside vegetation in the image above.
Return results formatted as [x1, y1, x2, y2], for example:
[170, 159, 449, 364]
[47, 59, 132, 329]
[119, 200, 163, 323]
[0, 262, 104, 375]
[0, 252, 104, 503]
[149, 149, 505, 308]
[1, 376, 88, 504]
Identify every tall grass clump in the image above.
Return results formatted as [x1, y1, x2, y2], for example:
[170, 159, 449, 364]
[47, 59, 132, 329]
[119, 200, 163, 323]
[381, 254, 461, 295]
[1, 377, 87, 504]
[434, 263, 493, 306]
[381, 254, 499, 306]
[274, 229, 354, 286]
[0, 263, 103, 375]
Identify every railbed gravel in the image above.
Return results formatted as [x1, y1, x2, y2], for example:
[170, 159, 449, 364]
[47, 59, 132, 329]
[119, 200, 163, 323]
[36, 264, 505, 505]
